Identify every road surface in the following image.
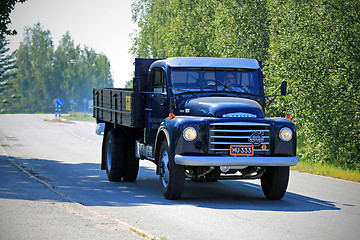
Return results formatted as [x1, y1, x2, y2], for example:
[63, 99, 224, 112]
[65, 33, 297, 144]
[0, 114, 359, 240]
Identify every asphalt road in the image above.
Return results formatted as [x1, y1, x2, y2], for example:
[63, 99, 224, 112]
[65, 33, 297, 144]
[0, 114, 359, 240]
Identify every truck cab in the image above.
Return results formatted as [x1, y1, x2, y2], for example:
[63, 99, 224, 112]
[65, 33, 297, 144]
[94, 57, 298, 200]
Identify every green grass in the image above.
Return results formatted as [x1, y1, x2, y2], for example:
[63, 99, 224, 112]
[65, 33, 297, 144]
[292, 161, 360, 182]
[293, 137, 360, 182]
[129, 228, 148, 238]
[62, 112, 95, 122]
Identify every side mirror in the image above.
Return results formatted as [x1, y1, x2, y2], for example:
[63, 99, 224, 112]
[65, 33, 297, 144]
[265, 80, 288, 108]
[281, 81, 287, 96]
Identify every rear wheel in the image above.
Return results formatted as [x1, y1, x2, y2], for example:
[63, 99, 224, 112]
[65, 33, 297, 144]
[261, 166, 289, 200]
[123, 134, 139, 182]
[158, 140, 185, 200]
[105, 128, 126, 181]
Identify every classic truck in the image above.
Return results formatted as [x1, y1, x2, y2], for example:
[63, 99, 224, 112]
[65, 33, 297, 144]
[93, 57, 298, 200]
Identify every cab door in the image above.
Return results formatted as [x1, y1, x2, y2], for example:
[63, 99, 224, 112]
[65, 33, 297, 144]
[145, 68, 168, 145]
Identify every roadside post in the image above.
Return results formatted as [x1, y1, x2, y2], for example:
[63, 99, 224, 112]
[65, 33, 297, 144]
[56, 98, 64, 119]
[88, 100, 93, 115]
[83, 98, 88, 117]
[70, 98, 75, 112]
[53, 99, 58, 118]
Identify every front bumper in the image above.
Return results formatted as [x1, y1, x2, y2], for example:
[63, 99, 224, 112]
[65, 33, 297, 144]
[174, 155, 299, 167]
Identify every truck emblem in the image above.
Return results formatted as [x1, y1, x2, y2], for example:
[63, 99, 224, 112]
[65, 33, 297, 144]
[248, 132, 264, 146]
[223, 112, 257, 118]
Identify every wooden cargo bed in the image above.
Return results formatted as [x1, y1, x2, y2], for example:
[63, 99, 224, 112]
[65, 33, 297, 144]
[93, 88, 145, 128]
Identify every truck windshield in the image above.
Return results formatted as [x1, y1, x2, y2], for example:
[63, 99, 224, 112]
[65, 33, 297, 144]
[170, 69, 261, 96]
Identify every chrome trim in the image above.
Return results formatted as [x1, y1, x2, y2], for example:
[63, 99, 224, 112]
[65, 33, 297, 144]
[174, 155, 299, 167]
[222, 112, 257, 118]
[211, 122, 270, 126]
[209, 148, 269, 152]
[209, 122, 270, 154]
[210, 135, 270, 139]
[210, 141, 270, 145]
[210, 129, 270, 133]
[135, 141, 141, 158]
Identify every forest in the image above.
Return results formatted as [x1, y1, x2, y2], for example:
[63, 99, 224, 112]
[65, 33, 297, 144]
[0, 23, 113, 113]
[130, 0, 359, 170]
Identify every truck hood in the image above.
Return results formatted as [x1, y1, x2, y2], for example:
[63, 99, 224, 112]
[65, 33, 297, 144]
[184, 97, 264, 118]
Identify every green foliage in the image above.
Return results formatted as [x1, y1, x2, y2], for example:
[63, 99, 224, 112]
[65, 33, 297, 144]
[292, 160, 360, 182]
[131, 0, 268, 60]
[0, 37, 16, 112]
[266, 0, 360, 169]
[0, 0, 27, 37]
[53, 32, 113, 112]
[211, 0, 269, 59]
[3, 23, 113, 113]
[13, 23, 55, 113]
[131, 0, 360, 170]
[62, 112, 95, 122]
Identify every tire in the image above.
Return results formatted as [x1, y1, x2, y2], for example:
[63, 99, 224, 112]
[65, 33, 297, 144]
[123, 135, 139, 182]
[261, 166, 289, 200]
[105, 128, 126, 182]
[158, 140, 185, 200]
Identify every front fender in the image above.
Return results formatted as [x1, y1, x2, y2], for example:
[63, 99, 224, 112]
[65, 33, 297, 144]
[270, 117, 297, 156]
[154, 116, 209, 166]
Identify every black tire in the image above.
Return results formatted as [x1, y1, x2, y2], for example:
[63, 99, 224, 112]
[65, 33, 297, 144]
[123, 135, 139, 182]
[261, 166, 290, 200]
[105, 128, 126, 182]
[158, 140, 185, 200]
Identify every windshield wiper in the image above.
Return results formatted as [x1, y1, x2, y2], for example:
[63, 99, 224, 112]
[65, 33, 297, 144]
[169, 87, 197, 96]
[215, 80, 242, 97]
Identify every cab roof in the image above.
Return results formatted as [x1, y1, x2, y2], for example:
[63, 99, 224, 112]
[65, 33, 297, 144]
[151, 57, 260, 70]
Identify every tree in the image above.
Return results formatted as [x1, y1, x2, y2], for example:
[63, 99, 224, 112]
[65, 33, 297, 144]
[53, 31, 81, 111]
[4, 23, 114, 113]
[12, 23, 54, 112]
[131, 0, 269, 60]
[0, 0, 27, 37]
[0, 37, 16, 112]
[266, 0, 360, 169]
[67, 46, 113, 111]
[211, 0, 269, 60]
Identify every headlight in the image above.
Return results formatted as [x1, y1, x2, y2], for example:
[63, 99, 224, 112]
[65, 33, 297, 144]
[183, 127, 197, 141]
[279, 127, 293, 142]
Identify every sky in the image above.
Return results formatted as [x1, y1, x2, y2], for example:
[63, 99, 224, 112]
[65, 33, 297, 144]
[7, 0, 137, 88]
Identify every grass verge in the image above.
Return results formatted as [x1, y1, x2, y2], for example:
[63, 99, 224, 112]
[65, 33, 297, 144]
[129, 228, 148, 238]
[295, 137, 360, 182]
[62, 112, 94, 122]
[292, 161, 360, 182]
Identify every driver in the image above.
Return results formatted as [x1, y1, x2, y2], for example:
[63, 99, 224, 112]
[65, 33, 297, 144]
[221, 73, 248, 93]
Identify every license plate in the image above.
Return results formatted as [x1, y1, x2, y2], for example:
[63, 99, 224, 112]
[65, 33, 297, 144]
[230, 145, 254, 156]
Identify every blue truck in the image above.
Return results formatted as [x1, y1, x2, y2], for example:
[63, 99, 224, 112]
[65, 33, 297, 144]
[93, 57, 298, 200]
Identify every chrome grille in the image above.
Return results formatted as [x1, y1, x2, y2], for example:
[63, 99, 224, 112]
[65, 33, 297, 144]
[209, 122, 270, 155]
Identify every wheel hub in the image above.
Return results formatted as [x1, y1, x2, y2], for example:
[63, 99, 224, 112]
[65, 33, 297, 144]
[106, 140, 112, 171]
[160, 152, 170, 188]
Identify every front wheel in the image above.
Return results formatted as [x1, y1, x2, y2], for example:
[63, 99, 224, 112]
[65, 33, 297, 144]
[158, 140, 185, 200]
[261, 166, 289, 200]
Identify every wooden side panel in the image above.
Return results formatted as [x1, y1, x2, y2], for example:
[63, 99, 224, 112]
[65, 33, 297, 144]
[93, 88, 145, 128]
